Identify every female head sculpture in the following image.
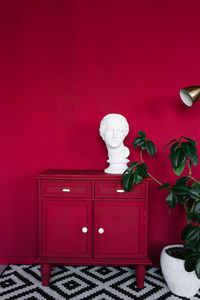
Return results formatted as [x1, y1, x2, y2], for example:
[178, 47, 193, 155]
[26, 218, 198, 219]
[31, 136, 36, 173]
[99, 113, 130, 174]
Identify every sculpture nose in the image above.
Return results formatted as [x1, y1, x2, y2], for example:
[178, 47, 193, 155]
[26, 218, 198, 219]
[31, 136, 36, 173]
[112, 130, 118, 138]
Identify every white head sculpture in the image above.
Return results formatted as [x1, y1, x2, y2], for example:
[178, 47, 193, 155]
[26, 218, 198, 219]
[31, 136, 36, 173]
[99, 113, 130, 174]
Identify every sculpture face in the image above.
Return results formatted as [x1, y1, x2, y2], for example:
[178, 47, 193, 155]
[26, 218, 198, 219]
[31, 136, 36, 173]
[100, 114, 129, 149]
[103, 118, 125, 149]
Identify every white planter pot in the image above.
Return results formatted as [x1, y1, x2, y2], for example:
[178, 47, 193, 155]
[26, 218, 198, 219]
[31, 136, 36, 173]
[160, 245, 200, 298]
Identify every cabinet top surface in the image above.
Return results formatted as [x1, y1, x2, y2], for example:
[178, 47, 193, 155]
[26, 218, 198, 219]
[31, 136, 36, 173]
[37, 169, 120, 180]
[36, 169, 150, 182]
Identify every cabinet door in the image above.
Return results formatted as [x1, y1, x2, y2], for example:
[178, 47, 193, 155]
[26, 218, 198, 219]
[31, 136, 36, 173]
[94, 201, 145, 258]
[42, 200, 92, 258]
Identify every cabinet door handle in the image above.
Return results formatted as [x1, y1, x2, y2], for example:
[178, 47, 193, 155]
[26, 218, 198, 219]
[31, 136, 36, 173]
[82, 227, 88, 233]
[62, 188, 71, 192]
[98, 228, 104, 234]
[116, 189, 125, 193]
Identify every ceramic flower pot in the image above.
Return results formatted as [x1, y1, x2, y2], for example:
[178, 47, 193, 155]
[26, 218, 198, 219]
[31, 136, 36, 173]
[160, 245, 200, 298]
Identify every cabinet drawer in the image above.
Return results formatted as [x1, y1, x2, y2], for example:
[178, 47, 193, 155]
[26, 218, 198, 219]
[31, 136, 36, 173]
[41, 180, 92, 198]
[95, 181, 145, 198]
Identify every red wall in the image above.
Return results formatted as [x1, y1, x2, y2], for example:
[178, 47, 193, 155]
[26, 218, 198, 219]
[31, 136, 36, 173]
[1, 0, 200, 265]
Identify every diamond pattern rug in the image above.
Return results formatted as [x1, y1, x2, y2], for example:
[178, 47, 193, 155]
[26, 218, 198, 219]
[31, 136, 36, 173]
[0, 265, 200, 300]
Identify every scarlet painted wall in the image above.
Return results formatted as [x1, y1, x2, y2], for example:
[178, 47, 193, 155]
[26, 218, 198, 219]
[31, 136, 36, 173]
[1, 0, 200, 265]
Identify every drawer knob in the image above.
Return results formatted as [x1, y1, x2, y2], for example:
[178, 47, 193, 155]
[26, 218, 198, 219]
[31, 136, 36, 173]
[82, 227, 88, 233]
[116, 189, 125, 193]
[62, 188, 71, 192]
[98, 228, 104, 234]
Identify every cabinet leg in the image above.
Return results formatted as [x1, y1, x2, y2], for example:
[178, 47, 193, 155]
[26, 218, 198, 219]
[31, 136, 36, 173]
[135, 265, 146, 288]
[41, 263, 51, 286]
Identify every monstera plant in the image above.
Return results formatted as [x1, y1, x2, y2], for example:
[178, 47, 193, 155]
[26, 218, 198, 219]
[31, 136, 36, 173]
[122, 131, 200, 279]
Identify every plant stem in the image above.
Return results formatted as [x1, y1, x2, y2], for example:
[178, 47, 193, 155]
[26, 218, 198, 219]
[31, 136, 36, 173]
[140, 150, 144, 163]
[186, 160, 200, 185]
[186, 159, 192, 177]
[147, 172, 163, 186]
[140, 150, 163, 186]
[190, 176, 200, 185]
[183, 203, 190, 224]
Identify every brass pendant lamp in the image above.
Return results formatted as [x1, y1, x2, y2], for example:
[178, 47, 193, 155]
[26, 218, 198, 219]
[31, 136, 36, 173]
[180, 86, 200, 106]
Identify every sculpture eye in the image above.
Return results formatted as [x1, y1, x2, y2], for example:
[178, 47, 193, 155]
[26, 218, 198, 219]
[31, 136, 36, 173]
[118, 129, 123, 134]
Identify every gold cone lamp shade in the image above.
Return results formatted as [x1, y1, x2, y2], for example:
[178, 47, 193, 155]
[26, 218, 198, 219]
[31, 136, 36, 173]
[180, 86, 200, 106]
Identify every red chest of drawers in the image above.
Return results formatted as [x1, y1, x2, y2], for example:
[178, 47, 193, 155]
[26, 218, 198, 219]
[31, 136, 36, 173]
[37, 169, 152, 287]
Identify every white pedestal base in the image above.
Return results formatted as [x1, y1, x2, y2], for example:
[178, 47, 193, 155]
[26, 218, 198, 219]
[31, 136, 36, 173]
[104, 159, 129, 174]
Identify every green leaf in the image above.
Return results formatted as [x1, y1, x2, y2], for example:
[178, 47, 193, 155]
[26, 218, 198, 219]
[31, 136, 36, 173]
[136, 163, 149, 178]
[185, 249, 200, 272]
[197, 243, 200, 253]
[172, 184, 191, 195]
[157, 183, 170, 190]
[181, 142, 199, 166]
[134, 173, 143, 184]
[176, 177, 188, 185]
[185, 249, 200, 260]
[172, 161, 186, 176]
[189, 159, 193, 169]
[185, 257, 196, 272]
[122, 168, 135, 192]
[192, 181, 200, 194]
[195, 258, 200, 279]
[169, 148, 186, 168]
[133, 137, 146, 148]
[194, 201, 200, 213]
[141, 142, 147, 150]
[141, 162, 148, 169]
[181, 142, 195, 159]
[130, 161, 140, 167]
[177, 194, 191, 204]
[138, 131, 146, 138]
[146, 140, 156, 157]
[181, 224, 194, 240]
[191, 155, 199, 166]
[189, 188, 200, 200]
[181, 136, 197, 145]
[193, 202, 200, 222]
[170, 141, 180, 152]
[185, 250, 200, 272]
[187, 211, 198, 223]
[166, 192, 178, 208]
[163, 139, 177, 151]
[182, 225, 200, 251]
[187, 198, 195, 211]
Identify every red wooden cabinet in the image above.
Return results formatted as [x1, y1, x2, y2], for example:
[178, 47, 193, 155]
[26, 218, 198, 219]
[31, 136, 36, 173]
[37, 170, 152, 287]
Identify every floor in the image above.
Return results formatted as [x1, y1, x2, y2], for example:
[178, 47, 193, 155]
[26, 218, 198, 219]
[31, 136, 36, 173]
[1, 264, 200, 299]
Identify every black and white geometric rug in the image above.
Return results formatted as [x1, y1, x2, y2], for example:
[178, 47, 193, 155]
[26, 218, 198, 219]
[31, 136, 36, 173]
[0, 265, 200, 300]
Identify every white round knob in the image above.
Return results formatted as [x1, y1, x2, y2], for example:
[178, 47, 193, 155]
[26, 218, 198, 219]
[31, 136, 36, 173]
[82, 227, 88, 233]
[98, 228, 104, 234]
